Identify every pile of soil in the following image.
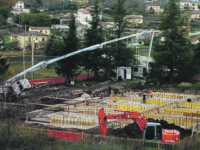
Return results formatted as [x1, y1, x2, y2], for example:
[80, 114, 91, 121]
[104, 119, 192, 139]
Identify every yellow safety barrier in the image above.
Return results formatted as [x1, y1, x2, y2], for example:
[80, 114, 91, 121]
[144, 114, 199, 128]
[146, 99, 168, 105]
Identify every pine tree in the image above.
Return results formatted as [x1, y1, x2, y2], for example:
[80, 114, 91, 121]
[110, 0, 133, 67]
[56, 14, 79, 85]
[0, 54, 10, 82]
[149, 0, 194, 83]
[83, 0, 104, 80]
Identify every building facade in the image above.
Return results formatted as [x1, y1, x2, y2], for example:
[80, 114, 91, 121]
[29, 27, 51, 35]
[180, 0, 200, 11]
[12, 0, 30, 15]
[124, 15, 143, 27]
[10, 31, 49, 49]
[146, 3, 163, 13]
[189, 10, 200, 21]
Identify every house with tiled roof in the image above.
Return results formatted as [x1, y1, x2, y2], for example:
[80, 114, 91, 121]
[189, 10, 200, 21]
[10, 31, 49, 49]
[146, 3, 163, 13]
[180, 0, 200, 11]
[76, 7, 102, 27]
[100, 22, 114, 28]
[77, 7, 91, 26]
[124, 15, 143, 27]
[29, 27, 51, 35]
[12, 0, 30, 15]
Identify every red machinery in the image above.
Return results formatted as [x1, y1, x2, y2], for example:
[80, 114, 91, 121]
[98, 108, 180, 143]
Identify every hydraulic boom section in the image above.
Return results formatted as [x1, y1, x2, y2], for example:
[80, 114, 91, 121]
[98, 108, 147, 136]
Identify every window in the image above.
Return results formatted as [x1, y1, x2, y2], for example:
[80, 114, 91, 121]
[145, 126, 155, 140]
[29, 37, 31, 42]
[156, 125, 162, 138]
[42, 37, 45, 42]
[36, 37, 38, 41]
[134, 68, 138, 72]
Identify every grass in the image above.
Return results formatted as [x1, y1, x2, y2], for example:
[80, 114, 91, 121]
[10, 61, 58, 80]
[132, 45, 150, 49]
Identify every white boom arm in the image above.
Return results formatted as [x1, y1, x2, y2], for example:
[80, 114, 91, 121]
[6, 29, 154, 84]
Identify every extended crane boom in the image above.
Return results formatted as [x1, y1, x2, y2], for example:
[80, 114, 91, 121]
[6, 29, 154, 84]
[0, 29, 154, 101]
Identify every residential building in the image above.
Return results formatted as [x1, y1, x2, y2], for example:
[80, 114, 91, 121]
[146, 3, 163, 13]
[189, 10, 200, 21]
[100, 22, 114, 28]
[191, 38, 199, 44]
[29, 27, 51, 35]
[10, 31, 49, 49]
[77, 7, 92, 27]
[124, 15, 143, 27]
[180, 0, 200, 11]
[12, 0, 30, 15]
[77, 7, 102, 27]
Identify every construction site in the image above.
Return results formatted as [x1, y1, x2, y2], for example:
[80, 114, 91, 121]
[18, 82, 199, 145]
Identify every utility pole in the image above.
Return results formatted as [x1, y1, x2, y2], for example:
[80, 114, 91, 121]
[32, 35, 34, 79]
[23, 24, 26, 79]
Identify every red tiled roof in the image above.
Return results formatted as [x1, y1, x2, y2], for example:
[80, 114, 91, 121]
[79, 8, 90, 14]
[190, 10, 200, 14]
[100, 22, 113, 26]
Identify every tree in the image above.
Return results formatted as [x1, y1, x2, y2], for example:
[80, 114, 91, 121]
[0, 54, 14, 82]
[56, 14, 80, 85]
[149, 0, 193, 83]
[83, 0, 104, 80]
[20, 13, 52, 26]
[45, 34, 64, 57]
[110, 0, 133, 67]
[192, 43, 200, 74]
[0, 6, 11, 24]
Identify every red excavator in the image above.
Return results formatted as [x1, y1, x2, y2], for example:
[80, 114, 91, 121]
[98, 108, 180, 143]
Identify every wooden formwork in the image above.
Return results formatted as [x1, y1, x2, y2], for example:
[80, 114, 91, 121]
[154, 92, 187, 99]
[50, 112, 99, 129]
[104, 99, 155, 112]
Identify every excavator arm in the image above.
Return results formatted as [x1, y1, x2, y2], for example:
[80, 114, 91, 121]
[98, 108, 148, 136]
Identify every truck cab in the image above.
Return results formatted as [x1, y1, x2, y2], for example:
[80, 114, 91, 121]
[143, 122, 162, 141]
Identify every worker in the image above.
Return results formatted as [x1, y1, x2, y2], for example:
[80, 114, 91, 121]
[143, 93, 146, 103]
[150, 90, 154, 98]
[108, 86, 112, 95]
[98, 108, 107, 136]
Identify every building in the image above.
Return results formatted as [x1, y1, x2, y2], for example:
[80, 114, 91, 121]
[10, 31, 49, 49]
[77, 7, 92, 27]
[189, 10, 200, 21]
[12, 0, 30, 15]
[132, 65, 146, 78]
[29, 27, 51, 36]
[146, 3, 163, 13]
[51, 25, 69, 32]
[100, 22, 114, 28]
[124, 15, 143, 27]
[191, 38, 199, 44]
[116, 67, 132, 80]
[180, 0, 200, 11]
[77, 7, 102, 27]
